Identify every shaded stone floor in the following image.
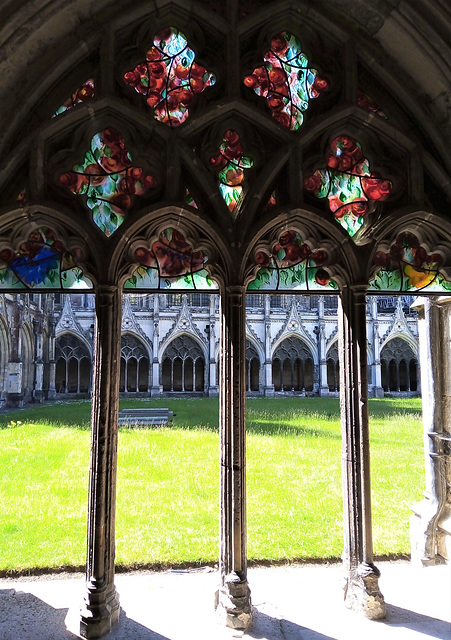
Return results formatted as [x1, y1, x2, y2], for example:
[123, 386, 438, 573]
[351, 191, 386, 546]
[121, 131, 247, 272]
[0, 561, 449, 639]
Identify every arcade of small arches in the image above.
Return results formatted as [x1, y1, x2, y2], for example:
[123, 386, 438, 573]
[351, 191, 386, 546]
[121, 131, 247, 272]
[42, 293, 420, 402]
[0, 1, 450, 638]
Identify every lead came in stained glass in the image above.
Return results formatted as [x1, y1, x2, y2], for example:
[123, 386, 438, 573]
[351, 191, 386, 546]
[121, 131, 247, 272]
[124, 28, 216, 127]
[53, 79, 95, 116]
[244, 31, 328, 130]
[369, 231, 451, 293]
[303, 135, 392, 237]
[357, 89, 387, 119]
[248, 229, 337, 291]
[125, 227, 218, 290]
[0, 228, 92, 290]
[210, 130, 253, 215]
[59, 128, 157, 237]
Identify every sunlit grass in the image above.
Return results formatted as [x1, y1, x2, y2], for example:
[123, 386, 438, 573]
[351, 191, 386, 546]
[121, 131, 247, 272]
[0, 397, 424, 572]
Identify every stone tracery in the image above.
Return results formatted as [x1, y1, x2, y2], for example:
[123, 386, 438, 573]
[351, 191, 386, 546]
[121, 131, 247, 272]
[0, 0, 449, 637]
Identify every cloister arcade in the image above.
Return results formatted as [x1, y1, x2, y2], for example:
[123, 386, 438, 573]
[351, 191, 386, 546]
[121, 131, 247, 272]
[0, 1, 450, 638]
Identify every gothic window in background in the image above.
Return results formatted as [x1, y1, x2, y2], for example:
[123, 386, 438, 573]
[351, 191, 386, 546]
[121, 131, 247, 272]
[119, 334, 150, 393]
[161, 335, 205, 393]
[272, 336, 314, 392]
[55, 334, 91, 394]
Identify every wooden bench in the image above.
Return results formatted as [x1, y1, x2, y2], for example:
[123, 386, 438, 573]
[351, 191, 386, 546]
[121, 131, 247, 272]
[118, 408, 174, 427]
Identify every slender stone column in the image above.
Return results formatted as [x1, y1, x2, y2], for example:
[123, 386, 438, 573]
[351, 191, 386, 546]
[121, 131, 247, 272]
[338, 285, 385, 620]
[80, 285, 121, 639]
[208, 296, 218, 396]
[410, 297, 451, 564]
[215, 285, 252, 629]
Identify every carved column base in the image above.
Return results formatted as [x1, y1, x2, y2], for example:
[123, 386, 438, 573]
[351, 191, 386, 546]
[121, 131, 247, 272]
[344, 563, 386, 620]
[80, 583, 120, 639]
[215, 572, 252, 630]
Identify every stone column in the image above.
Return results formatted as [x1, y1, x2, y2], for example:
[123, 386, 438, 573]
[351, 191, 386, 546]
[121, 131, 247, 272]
[410, 297, 451, 565]
[151, 295, 161, 396]
[263, 296, 274, 396]
[338, 285, 385, 620]
[317, 297, 329, 395]
[215, 285, 252, 629]
[32, 318, 44, 403]
[47, 317, 57, 400]
[371, 298, 384, 397]
[208, 295, 218, 396]
[80, 285, 121, 638]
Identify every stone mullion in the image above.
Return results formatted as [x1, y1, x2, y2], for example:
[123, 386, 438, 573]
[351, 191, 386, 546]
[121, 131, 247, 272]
[80, 284, 121, 638]
[216, 285, 252, 630]
[338, 285, 385, 620]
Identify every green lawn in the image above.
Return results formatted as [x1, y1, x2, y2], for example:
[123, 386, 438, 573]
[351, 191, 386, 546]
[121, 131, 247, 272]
[0, 397, 424, 573]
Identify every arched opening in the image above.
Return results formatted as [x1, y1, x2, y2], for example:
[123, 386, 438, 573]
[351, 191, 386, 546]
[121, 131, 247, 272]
[246, 340, 260, 393]
[119, 334, 150, 395]
[161, 335, 206, 394]
[381, 338, 418, 394]
[55, 334, 92, 396]
[326, 341, 340, 393]
[272, 337, 315, 395]
[0, 2, 449, 636]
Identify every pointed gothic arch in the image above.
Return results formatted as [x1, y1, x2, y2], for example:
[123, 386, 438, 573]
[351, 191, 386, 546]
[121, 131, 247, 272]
[55, 332, 92, 394]
[119, 333, 151, 393]
[380, 336, 419, 393]
[161, 333, 206, 393]
[0, 1, 450, 637]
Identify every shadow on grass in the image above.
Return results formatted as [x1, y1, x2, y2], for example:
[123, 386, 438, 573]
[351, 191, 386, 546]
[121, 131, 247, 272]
[0, 397, 421, 434]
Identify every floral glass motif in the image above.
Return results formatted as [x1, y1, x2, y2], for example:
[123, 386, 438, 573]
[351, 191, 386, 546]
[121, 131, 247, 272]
[0, 228, 92, 290]
[357, 89, 387, 119]
[210, 130, 253, 215]
[53, 79, 94, 116]
[248, 229, 337, 291]
[124, 28, 216, 127]
[125, 228, 217, 290]
[303, 135, 392, 237]
[369, 231, 451, 293]
[16, 189, 27, 205]
[185, 188, 198, 209]
[244, 31, 328, 130]
[265, 192, 277, 210]
[59, 128, 157, 237]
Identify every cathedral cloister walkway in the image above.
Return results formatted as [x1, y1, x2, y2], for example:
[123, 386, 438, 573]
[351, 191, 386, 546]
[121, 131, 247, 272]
[0, 561, 449, 640]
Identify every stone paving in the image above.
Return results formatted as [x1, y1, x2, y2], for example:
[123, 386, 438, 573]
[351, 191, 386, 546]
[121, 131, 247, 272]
[0, 561, 449, 639]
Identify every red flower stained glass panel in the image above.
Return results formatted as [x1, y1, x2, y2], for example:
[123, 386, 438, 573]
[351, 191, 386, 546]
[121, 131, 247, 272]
[304, 135, 392, 237]
[210, 130, 253, 215]
[124, 28, 215, 127]
[244, 32, 328, 130]
[59, 128, 157, 237]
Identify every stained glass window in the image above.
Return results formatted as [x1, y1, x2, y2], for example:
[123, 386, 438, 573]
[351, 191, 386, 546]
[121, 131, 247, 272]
[124, 28, 216, 127]
[248, 229, 338, 291]
[53, 79, 94, 116]
[265, 192, 277, 210]
[303, 135, 392, 237]
[357, 89, 387, 119]
[0, 228, 92, 290]
[369, 231, 451, 293]
[210, 130, 253, 215]
[185, 188, 199, 209]
[125, 227, 218, 290]
[16, 189, 27, 205]
[59, 128, 157, 237]
[244, 31, 328, 130]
